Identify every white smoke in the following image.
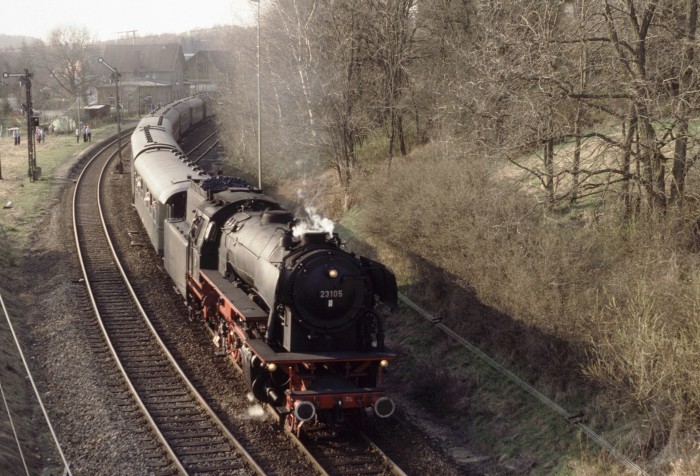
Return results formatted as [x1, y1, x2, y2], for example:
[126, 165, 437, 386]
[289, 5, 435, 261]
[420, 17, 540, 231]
[246, 405, 266, 419]
[292, 187, 335, 238]
[292, 206, 335, 238]
[235, 393, 267, 421]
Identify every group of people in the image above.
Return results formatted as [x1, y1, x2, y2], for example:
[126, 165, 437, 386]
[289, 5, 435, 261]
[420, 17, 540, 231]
[10, 127, 48, 145]
[6, 124, 94, 145]
[76, 125, 92, 143]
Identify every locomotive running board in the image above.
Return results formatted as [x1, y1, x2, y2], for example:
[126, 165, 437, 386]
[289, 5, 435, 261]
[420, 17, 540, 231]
[200, 270, 268, 322]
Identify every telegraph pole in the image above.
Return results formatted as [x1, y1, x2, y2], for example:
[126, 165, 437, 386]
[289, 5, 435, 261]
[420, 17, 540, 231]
[97, 58, 123, 173]
[2, 69, 39, 181]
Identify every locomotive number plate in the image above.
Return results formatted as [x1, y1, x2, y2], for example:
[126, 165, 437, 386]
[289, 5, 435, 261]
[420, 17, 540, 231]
[319, 290, 343, 298]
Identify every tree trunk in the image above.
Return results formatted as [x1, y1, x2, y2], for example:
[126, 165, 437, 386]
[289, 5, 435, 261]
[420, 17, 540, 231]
[670, 0, 697, 204]
[622, 112, 637, 219]
[544, 138, 555, 209]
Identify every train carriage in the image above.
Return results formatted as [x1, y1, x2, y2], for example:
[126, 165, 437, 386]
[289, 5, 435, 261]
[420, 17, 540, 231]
[133, 150, 207, 254]
[130, 121, 181, 195]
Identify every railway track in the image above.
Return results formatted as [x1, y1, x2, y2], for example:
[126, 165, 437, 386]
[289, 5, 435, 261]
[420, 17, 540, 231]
[292, 427, 406, 476]
[73, 137, 261, 475]
[181, 117, 222, 169]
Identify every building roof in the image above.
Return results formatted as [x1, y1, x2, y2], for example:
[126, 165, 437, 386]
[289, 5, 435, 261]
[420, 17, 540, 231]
[185, 50, 230, 74]
[101, 43, 184, 74]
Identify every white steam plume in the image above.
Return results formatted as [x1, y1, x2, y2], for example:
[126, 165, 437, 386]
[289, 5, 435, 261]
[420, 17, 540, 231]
[292, 187, 335, 238]
[292, 206, 335, 238]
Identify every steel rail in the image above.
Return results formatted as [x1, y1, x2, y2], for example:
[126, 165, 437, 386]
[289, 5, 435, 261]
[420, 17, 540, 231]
[74, 138, 264, 474]
[72, 138, 187, 474]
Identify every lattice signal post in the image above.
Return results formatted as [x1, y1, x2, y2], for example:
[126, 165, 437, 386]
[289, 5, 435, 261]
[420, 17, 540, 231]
[2, 70, 40, 181]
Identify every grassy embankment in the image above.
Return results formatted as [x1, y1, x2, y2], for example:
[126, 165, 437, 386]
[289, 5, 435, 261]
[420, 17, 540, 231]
[0, 126, 118, 258]
[333, 131, 700, 474]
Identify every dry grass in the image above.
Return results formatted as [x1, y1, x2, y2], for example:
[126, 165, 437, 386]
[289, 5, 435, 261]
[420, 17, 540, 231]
[0, 128, 116, 251]
[354, 140, 700, 469]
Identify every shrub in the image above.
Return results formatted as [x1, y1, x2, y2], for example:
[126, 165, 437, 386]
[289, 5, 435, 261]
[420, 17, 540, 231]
[358, 142, 700, 454]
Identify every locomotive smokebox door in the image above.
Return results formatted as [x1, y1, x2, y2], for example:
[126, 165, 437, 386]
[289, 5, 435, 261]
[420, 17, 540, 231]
[280, 248, 372, 352]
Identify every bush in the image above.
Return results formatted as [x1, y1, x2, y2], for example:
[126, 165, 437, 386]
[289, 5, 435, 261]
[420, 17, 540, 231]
[358, 142, 700, 455]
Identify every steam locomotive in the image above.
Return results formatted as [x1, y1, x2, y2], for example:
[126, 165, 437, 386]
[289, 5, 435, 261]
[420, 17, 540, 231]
[130, 96, 398, 434]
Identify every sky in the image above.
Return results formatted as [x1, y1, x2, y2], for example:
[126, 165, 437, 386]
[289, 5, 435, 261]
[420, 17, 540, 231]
[1, 0, 256, 41]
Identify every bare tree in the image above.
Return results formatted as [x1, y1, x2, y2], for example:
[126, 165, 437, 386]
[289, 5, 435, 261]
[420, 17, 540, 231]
[33, 26, 99, 101]
[442, 0, 700, 216]
[365, 0, 417, 168]
[263, 0, 378, 208]
[316, 0, 375, 208]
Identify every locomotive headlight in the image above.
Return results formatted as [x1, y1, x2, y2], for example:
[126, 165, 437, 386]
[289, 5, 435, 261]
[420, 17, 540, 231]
[327, 268, 338, 278]
[266, 363, 277, 372]
[380, 359, 390, 368]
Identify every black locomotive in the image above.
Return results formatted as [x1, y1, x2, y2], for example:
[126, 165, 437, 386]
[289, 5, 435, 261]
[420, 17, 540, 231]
[132, 96, 398, 434]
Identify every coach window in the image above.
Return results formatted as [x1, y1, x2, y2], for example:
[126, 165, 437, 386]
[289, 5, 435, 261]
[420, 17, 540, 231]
[192, 215, 210, 244]
[169, 192, 186, 219]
